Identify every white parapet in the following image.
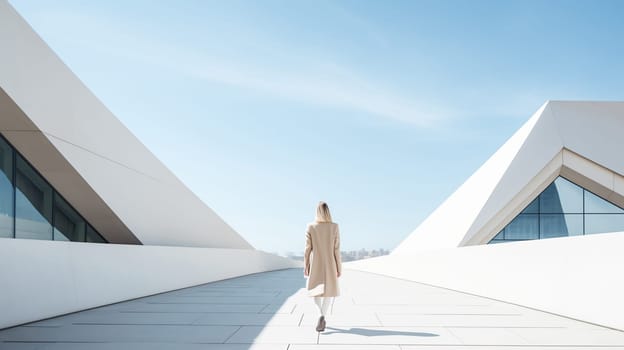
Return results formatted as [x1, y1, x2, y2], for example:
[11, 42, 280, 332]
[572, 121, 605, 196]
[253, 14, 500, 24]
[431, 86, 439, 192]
[348, 232, 624, 331]
[0, 238, 301, 330]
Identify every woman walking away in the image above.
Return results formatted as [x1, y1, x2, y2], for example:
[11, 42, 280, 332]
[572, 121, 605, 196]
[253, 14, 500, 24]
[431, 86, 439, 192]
[304, 201, 342, 332]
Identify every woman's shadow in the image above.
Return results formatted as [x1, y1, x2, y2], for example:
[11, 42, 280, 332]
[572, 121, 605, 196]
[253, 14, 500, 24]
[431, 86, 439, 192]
[321, 327, 439, 337]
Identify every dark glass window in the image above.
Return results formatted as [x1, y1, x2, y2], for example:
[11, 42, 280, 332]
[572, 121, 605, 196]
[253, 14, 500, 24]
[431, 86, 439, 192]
[585, 214, 624, 235]
[492, 230, 504, 240]
[504, 214, 538, 240]
[53, 194, 86, 242]
[0, 137, 14, 238]
[86, 225, 106, 243]
[584, 191, 624, 214]
[489, 176, 624, 244]
[521, 198, 539, 214]
[0, 134, 107, 243]
[539, 177, 583, 213]
[15, 155, 53, 240]
[540, 214, 583, 238]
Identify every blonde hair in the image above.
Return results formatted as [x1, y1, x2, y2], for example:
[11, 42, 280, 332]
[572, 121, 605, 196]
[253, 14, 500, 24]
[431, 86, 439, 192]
[315, 201, 333, 223]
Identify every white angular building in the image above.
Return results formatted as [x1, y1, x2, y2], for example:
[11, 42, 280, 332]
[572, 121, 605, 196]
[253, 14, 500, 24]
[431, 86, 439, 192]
[351, 101, 624, 331]
[393, 100, 624, 251]
[0, 1, 297, 330]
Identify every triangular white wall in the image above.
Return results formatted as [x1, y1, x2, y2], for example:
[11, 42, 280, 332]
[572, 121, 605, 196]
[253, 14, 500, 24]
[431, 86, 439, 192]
[394, 101, 624, 253]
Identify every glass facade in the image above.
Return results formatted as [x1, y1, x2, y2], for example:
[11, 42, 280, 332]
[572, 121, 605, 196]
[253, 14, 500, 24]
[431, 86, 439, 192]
[86, 224, 106, 243]
[0, 134, 107, 243]
[0, 137, 14, 238]
[53, 194, 86, 242]
[490, 176, 624, 244]
[15, 154, 54, 240]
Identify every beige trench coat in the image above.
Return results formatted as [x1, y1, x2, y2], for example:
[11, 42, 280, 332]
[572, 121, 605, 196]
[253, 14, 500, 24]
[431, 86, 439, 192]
[304, 222, 342, 297]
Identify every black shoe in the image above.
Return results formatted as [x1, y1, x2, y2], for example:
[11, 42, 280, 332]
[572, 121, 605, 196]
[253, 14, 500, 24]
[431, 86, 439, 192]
[315, 316, 326, 332]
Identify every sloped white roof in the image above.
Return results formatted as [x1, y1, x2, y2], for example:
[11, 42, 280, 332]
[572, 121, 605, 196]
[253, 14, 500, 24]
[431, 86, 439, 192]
[394, 100, 624, 253]
[0, 1, 252, 248]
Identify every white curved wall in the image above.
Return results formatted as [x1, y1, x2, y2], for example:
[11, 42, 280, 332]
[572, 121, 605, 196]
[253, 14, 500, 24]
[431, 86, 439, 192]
[0, 238, 300, 330]
[349, 232, 624, 331]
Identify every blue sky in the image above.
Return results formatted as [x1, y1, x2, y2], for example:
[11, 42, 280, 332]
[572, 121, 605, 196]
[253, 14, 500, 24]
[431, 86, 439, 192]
[10, 0, 624, 254]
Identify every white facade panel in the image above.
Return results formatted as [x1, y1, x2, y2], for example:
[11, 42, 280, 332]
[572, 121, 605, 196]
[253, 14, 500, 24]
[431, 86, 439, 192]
[552, 101, 624, 176]
[0, 238, 300, 330]
[349, 232, 624, 331]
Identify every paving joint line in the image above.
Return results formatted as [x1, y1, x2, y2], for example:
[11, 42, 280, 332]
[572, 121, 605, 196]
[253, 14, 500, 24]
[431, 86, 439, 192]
[374, 312, 384, 326]
[0, 268, 301, 332]
[221, 325, 242, 344]
[444, 326, 466, 345]
[346, 268, 624, 333]
[257, 304, 271, 314]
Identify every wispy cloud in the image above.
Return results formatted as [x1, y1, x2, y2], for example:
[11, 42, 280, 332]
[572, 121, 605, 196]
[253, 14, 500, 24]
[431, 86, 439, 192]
[182, 57, 452, 127]
[25, 9, 454, 128]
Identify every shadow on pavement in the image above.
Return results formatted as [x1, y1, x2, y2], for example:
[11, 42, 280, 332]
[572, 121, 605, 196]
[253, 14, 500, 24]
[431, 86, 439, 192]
[322, 326, 439, 337]
[0, 268, 306, 349]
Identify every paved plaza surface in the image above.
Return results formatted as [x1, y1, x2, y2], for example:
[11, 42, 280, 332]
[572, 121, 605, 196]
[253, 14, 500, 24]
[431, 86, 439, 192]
[1, 268, 623, 349]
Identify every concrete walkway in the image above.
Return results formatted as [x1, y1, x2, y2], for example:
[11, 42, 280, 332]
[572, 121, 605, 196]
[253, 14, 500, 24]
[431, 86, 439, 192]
[1, 268, 623, 349]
